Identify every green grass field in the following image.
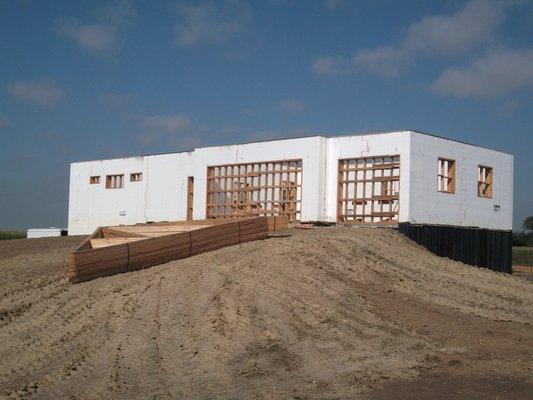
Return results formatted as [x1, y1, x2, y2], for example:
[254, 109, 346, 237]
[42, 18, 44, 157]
[0, 231, 26, 240]
[513, 246, 533, 267]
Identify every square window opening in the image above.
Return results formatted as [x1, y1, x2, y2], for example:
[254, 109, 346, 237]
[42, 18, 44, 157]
[106, 174, 124, 189]
[130, 172, 142, 182]
[478, 165, 493, 198]
[438, 158, 456, 194]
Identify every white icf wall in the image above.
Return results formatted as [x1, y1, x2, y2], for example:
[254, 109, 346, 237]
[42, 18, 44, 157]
[408, 132, 513, 230]
[144, 152, 195, 222]
[68, 152, 195, 235]
[68, 137, 326, 234]
[323, 131, 412, 222]
[27, 228, 64, 238]
[191, 136, 327, 221]
[68, 131, 513, 235]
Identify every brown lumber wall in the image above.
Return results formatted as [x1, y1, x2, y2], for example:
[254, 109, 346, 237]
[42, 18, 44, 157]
[69, 216, 271, 284]
[267, 215, 289, 231]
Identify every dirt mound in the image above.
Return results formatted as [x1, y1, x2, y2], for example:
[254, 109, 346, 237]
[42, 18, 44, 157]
[0, 228, 531, 399]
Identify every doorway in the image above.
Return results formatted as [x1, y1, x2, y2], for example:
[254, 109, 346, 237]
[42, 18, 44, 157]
[187, 176, 194, 221]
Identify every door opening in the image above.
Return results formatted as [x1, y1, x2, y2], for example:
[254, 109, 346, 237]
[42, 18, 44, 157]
[187, 176, 194, 221]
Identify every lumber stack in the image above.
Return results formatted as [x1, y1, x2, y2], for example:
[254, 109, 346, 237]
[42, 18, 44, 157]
[266, 215, 289, 231]
[69, 215, 287, 283]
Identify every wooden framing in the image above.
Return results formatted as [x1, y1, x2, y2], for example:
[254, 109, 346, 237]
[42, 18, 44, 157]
[106, 174, 124, 189]
[205, 159, 302, 222]
[337, 155, 400, 223]
[69, 216, 288, 283]
[187, 176, 194, 221]
[89, 176, 100, 184]
[438, 157, 456, 194]
[478, 165, 493, 198]
[130, 172, 142, 182]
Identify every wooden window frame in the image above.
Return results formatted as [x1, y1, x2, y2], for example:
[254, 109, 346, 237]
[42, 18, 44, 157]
[437, 157, 456, 194]
[478, 165, 493, 198]
[337, 155, 400, 223]
[206, 159, 302, 222]
[130, 172, 142, 182]
[106, 174, 124, 189]
[89, 176, 100, 185]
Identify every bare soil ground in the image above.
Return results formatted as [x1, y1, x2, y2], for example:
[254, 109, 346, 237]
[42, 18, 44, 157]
[0, 228, 531, 400]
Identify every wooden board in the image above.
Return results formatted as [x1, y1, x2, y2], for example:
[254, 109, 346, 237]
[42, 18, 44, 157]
[337, 155, 400, 223]
[69, 216, 272, 283]
[206, 160, 302, 222]
[108, 225, 209, 236]
[513, 265, 533, 273]
[90, 237, 144, 248]
[266, 215, 288, 231]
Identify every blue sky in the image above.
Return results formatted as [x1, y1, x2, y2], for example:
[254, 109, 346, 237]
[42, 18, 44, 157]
[0, 0, 532, 230]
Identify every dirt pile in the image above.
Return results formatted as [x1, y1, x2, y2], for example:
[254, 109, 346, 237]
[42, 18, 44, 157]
[0, 228, 531, 399]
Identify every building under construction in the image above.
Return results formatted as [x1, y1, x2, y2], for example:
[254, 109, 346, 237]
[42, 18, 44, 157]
[68, 130, 513, 272]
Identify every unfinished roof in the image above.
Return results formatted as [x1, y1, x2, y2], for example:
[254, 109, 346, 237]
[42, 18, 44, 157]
[71, 129, 511, 164]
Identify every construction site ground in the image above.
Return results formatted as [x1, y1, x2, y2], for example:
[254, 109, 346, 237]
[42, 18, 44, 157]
[0, 227, 531, 399]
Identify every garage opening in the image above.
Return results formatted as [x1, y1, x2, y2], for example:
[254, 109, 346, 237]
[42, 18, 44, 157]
[206, 159, 302, 222]
[337, 155, 400, 223]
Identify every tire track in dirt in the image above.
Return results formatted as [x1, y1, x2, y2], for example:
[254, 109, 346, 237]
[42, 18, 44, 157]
[1, 272, 158, 399]
[165, 264, 224, 398]
[1, 231, 532, 399]
[37, 277, 164, 399]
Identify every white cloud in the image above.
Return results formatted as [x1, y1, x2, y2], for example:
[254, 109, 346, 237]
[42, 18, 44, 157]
[313, 0, 510, 77]
[245, 127, 312, 142]
[142, 114, 192, 133]
[137, 115, 213, 150]
[56, 0, 136, 53]
[312, 56, 357, 75]
[312, 46, 408, 78]
[166, 133, 206, 150]
[279, 98, 305, 114]
[7, 79, 66, 107]
[174, 0, 251, 46]
[432, 48, 533, 98]
[137, 131, 159, 148]
[353, 46, 408, 78]
[139, 113, 193, 148]
[403, 0, 506, 55]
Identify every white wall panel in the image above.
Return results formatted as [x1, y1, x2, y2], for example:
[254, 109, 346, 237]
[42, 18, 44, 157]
[144, 152, 194, 223]
[191, 136, 325, 221]
[325, 131, 412, 222]
[408, 132, 513, 230]
[68, 131, 513, 234]
[68, 153, 194, 235]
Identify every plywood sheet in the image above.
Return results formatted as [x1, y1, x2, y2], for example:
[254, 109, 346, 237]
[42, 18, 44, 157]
[90, 237, 144, 248]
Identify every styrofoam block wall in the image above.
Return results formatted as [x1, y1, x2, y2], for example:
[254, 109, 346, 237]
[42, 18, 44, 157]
[408, 132, 513, 230]
[68, 131, 513, 235]
[191, 136, 327, 221]
[324, 131, 412, 222]
[68, 153, 195, 235]
[69, 157, 147, 234]
[27, 228, 64, 238]
[144, 152, 195, 222]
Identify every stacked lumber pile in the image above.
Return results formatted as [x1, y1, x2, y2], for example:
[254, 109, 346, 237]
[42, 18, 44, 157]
[69, 216, 287, 283]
